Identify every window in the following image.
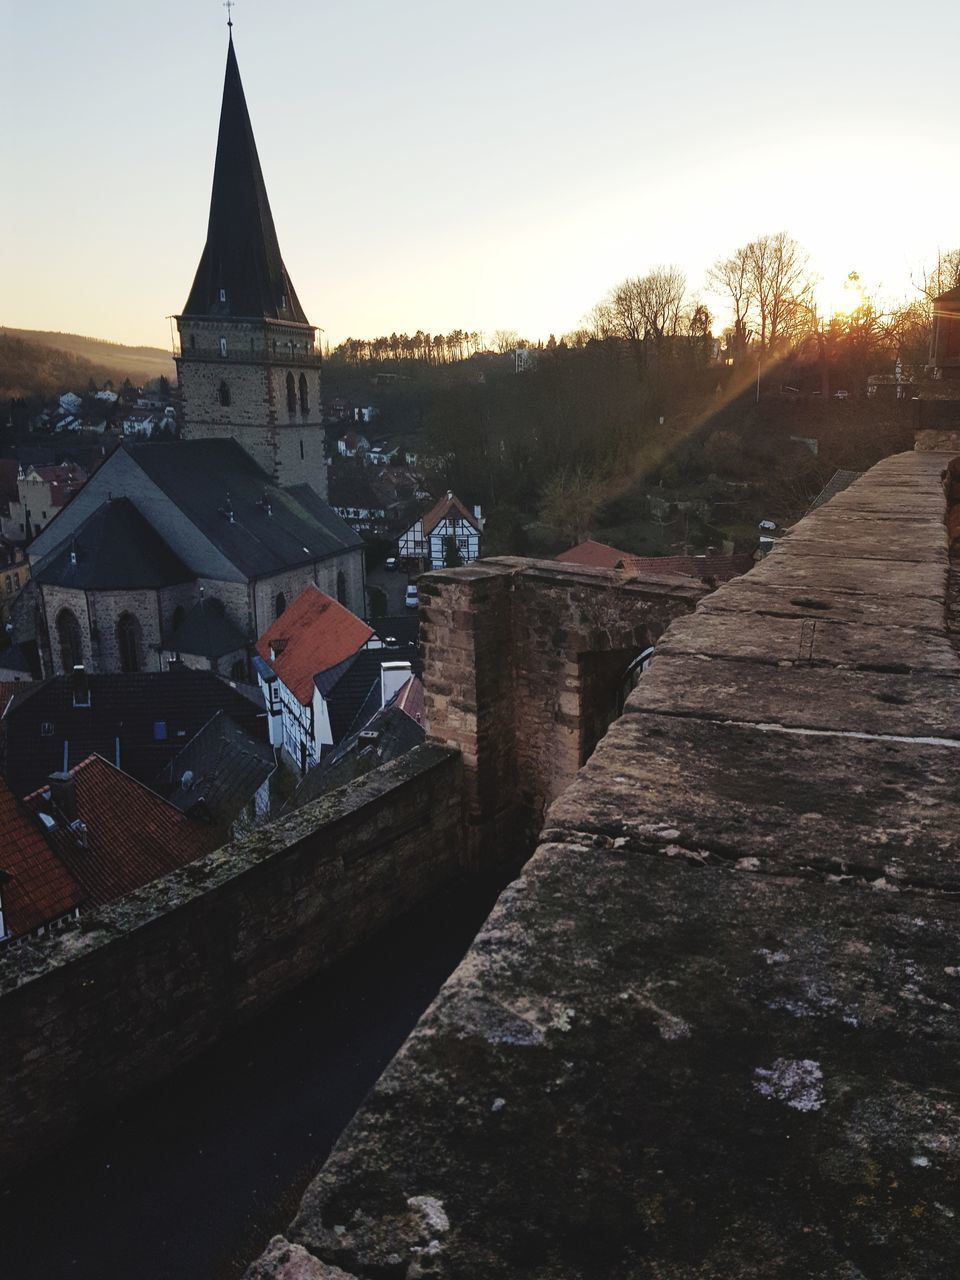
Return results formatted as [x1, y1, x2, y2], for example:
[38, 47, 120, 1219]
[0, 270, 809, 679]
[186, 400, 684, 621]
[41, 512, 46, 520]
[299, 373, 309, 414]
[299, 439, 304, 460]
[275, 591, 287, 619]
[219, 336, 227, 358]
[218, 380, 231, 407]
[219, 288, 227, 303]
[171, 605, 186, 632]
[56, 609, 83, 673]
[153, 721, 168, 741]
[336, 571, 347, 606]
[189, 334, 196, 351]
[116, 612, 143, 674]
[12, 574, 19, 589]
[286, 372, 297, 414]
[4, 579, 11, 596]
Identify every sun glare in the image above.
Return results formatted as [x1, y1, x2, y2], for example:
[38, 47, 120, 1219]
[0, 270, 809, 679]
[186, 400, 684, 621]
[817, 273, 866, 321]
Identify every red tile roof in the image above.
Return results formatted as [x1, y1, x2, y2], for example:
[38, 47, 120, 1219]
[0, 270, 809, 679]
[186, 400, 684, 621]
[555, 539, 628, 568]
[420, 492, 481, 537]
[619, 553, 755, 584]
[24, 755, 223, 908]
[394, 674, 425, 724]
[256, 585, 374, 706]
[0, 776, 82, 938]
[30, 463, 86, 507]
[556, 540, 754, 585]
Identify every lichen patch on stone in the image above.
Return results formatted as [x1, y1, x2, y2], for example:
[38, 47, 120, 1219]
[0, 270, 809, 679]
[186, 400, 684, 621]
[753, 1058, 825, 1112]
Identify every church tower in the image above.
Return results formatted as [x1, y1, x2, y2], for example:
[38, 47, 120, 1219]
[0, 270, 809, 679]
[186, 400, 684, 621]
[175, 35, 327, 498]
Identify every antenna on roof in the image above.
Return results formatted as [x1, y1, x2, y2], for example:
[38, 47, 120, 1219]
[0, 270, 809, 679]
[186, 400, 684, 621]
[224, 0, 235, 31]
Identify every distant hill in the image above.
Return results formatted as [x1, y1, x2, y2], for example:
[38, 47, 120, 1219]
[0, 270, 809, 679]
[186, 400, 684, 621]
[0, 328, 176, 399]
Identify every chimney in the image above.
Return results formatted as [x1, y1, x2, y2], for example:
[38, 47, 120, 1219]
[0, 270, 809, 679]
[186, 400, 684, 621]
[49, 771, 78, 823]
[72, 664, 90, 708]
[380, 660, 412, 708]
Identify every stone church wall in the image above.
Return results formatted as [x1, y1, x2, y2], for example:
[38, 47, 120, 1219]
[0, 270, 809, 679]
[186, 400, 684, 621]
[40, 585, 93, 674]
[0, 744, 463, 1177]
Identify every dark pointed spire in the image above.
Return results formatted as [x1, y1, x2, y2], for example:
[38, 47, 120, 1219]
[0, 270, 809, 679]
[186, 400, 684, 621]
[182, 37, 308, 323]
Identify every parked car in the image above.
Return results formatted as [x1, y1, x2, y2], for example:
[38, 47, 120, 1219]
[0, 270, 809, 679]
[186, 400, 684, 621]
[834, 389, 849, 400]
[385, 556, 397, 571]
[405, 584, 419, 609]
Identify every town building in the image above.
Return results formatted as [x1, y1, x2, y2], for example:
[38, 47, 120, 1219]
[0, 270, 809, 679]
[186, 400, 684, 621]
[153, 710, 275, 833]
[0, 775, 82, 943]
[1, 667, 268, 799]
[174, 34, 327, 498]
[397, 491, 483, 569]
[26, 438, 364, 678]
[254, 585, 419, 773]
[1, 463, 86, 544]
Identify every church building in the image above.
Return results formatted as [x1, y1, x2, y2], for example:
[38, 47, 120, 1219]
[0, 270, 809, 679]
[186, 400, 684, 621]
[27, 33, 364, 679]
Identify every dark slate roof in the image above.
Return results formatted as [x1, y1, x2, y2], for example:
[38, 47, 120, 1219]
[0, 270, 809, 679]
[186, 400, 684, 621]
[285, 703, 425, 812]
[34, 498, 194, 591]
[154, 710, 274, 827]
[164, 598, 250, 658]
[126, 440, 363, 577]
[182, 36, 308, 323]
[317, 646, 423, 744]
[372, 614, 420, 649]
[807, 469, 862, 514]
[3, 669, 267, 799]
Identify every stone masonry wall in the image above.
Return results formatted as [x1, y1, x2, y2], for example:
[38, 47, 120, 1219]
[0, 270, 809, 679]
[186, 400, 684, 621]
[419, 558, 704, 865]
[247, 450, 960, 1279]
[0, 744, 463, 1177]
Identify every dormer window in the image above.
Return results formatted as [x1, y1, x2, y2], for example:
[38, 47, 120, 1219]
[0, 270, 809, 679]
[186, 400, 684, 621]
[280, 294, 287, 310]
[219, 288, 227, 303]
[219, 336, 227, 358]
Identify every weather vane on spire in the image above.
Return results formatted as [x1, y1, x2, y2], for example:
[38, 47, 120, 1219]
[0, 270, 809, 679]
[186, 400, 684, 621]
[224, 0, 235, 30]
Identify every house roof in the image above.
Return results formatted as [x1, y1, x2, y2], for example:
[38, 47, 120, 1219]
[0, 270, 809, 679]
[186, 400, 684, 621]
[125, 439, 363, 577]
[256, 585, 373, 706]
[35, 498, 194, 591]
[394, 674, 425, 724]
[182, 36, 308, 324]
[163, 597, 250, 658]
[24, 755, 223, 908]
[555, 539, 628, 569]
[28, 463, 86, 506]
[319, 647, 424, 744]
[807, 469, 862, 513]
[419, 492, 481, 537]
[3, 669, 267, 799]
[285, 690, 426, 812]
[933, 285, 960, 307]
[619, 553, 754, 585]
[154, 710, 274, 827]
[0, 776, 83, 938]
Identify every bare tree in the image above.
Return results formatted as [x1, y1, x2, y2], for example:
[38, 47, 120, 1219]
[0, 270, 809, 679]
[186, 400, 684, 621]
[746, 232, 813, 353]
[493, 329, 520, 354]
[596, 265, 687, 365]
[708, 246, 753, 360]
[539, 466, 604, 544]
[917, 249, 960, 302]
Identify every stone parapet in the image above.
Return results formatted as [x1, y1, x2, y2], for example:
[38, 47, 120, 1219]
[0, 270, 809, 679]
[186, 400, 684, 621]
[0, 744, 463, 1175]
[250, 450, 960, 1278]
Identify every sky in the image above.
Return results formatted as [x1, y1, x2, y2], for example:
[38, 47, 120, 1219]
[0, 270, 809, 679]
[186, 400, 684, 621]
[3, 0, 960, 351]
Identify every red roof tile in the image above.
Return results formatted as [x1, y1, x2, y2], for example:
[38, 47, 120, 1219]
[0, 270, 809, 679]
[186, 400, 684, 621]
[24, 755, 222, 907]
[419, 492, 481, 537]
[620, 553, 755, 584]
[394, 675, 425, 724]
[555, 539, 628, 568]
[256, 585, 374, 706]
[0, 776, 82, 938]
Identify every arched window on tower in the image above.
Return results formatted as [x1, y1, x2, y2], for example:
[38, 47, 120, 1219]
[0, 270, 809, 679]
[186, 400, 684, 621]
[171, 605, 186, 633]
[116, 612, 143, 674]
[218, 380, 231, 407]
[336, 571, 347, 606]
[299, 373, 309, 414]
[286, 372, 297, 414]
[56, 608, 83, 674]
[275, 591, 287, 619]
